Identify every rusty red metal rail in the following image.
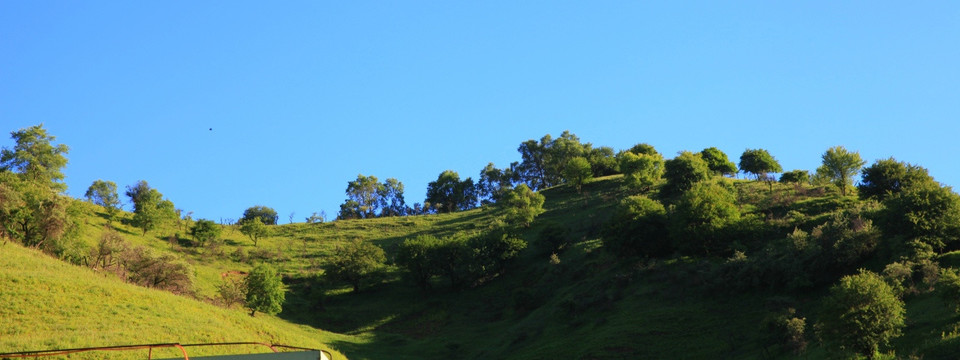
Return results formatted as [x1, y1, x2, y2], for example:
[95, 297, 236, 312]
[0, 342, 332, 359]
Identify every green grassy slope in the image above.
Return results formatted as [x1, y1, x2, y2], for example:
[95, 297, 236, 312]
[9, 175, 960, 359]
[0, 242, 346, 359]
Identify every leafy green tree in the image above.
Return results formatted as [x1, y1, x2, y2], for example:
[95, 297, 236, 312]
[125, 180, 176, 235]
[190, 219, 221, 246]
[586, 146, 619, 177]
[478, 163, 514, 204]
[500, 183, 545, 227]
[325, 238, 386, 292]
[699, 147, 737, 176]
[0, 172, 79, 253]
[341, 174, 384, 219]
[662, 151, 712, 197]
[425, 170, 477, 213]
[397, 235, 442, 290]
[469, 227, 527, 276]
[0, 124, 69, 191]
[85, 179, 121, 221]
[241, 205, 279, 225]
[432, 233, 473, 289]
[563, 156, 592, 193]
[626, 143, 658, 156]
[739, 148, 782, 181]
[779, 170, 810, 185]
[546, 130, 587, 184]
[818, 270, 905, 359]
[618, 151, 664, 194]
[379, 178, 407, 217]
[239, 217, 269, 247]
[815, 146, 866, 196]
[245, 263, 285, 317]
[602, 196, 670, 257]
[669, 181, 740, 255]
[858, 158, 933, 200]
[880, 181, 960, 251]
[515, 136, 551, 190]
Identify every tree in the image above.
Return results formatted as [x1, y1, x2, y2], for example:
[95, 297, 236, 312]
[477, 163, 514, 204]
[662, 151, 712, 197]
[699, 147, 737, 176]
[325, 238, 386, 292]
[425, 170, 477, 213]
[880, 181, 960, 251]
[815, 146, 866, 196]
[0, 124, 69, 191]
[0, 171, 79, 254]
[669, 181, 740, 255]
[500, 183, 545, 227]
[586, 146, 619, 177]
[739, 148, 782, 182]
[626, 143, 658, 156]
[779, 170, 810, 185]
[125, 181, 175, 236]
[190, 219, 221, 246]
[618, 151, 664, 194]
[858, 158, 934, 201]
[245, 263, 285, 317]
[239, 217, 269, 247]
[241, 205, 279, 225]
[85, 180, 121, 221]
[379, 178, 407, 217]
[818, 270, 905, 359]
[396, 235, 442, 290]
[515, 136, 550, 190]
[546, 131, 587, 185]
[563, 156, 592, 193]
[602, 196, 670, 257]
[469, 227, 527, 276]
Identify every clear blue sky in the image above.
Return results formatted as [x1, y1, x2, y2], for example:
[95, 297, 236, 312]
[2, 2, 958, 222]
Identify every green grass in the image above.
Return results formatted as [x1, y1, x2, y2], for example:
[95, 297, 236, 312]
[0, 241, 346, 359]
[10, 175, 960, 359]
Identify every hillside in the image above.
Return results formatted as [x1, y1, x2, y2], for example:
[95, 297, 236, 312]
[0, 240, 346, 359]
[8, 172, 960, 359]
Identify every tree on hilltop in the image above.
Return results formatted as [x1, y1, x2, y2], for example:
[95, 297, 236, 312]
[241, 205, 279, 225]
[815, 146, 866, 196]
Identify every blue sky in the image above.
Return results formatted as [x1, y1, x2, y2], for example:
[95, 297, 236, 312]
[2, 2, 958, 222]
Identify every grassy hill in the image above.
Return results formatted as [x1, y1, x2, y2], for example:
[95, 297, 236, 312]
[0, 241, 347, 359]
[7, 174, 960, 359]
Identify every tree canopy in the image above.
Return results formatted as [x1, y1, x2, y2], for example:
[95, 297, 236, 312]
[739, 148, 782, 181]
[662, 151, 711, 197]
[699, 147, 737, 176]
[325, 238, 386, 292]
[245, 263, 285, 317]
[125, 180, 176, 235]
[85, 180, 121, 221]
[241, 205, 279, 225]
[0, 124, 69, 191]
[858, 158, 933, 201]
[425, 170, 477, 213]
[818, 270, 905, 359]
[815, 146, 866, 196]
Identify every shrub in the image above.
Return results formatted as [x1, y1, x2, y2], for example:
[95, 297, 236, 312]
[818, 270, 905, 359]
[602, 196, 669, 257]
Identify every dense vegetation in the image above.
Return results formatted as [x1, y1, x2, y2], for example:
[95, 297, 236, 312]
[4, 124, 960, 359]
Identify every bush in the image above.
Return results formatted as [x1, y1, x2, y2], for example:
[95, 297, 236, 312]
[122, 246, 194, 295]
[324, 238, 386, 292]
[602, 196, 669, 257]
[817, 270, 905, 359]
[761, 308, 807, 355]
[669, 181, 739, 255]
